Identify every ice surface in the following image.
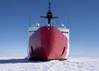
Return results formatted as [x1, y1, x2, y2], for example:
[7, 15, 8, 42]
[0, 57, 99, 71]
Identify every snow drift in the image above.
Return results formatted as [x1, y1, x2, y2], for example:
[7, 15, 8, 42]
[0, 57, 99, 71]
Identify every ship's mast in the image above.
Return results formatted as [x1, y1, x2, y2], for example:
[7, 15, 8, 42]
[41, 0, 58, 25]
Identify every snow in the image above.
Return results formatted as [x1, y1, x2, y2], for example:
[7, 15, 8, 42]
[0, 57, 99, 71]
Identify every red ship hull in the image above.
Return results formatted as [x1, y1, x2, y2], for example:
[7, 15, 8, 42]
[28, 26, 68, 60]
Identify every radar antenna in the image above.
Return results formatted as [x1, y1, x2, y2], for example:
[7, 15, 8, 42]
[40, 0, 58, 25]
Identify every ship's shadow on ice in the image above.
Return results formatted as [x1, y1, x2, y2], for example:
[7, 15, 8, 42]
[0, 58, 50, 64]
